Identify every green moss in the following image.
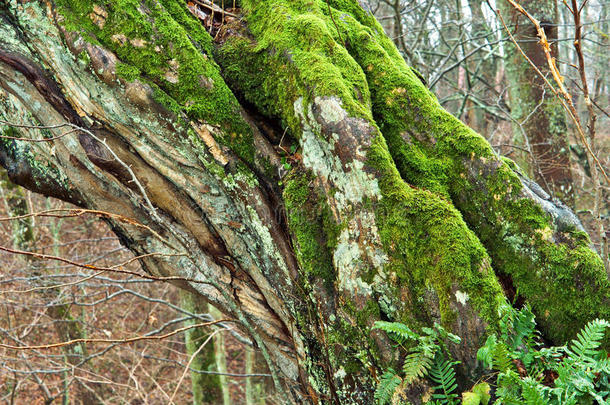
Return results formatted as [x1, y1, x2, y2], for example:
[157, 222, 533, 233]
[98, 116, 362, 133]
[149, 81, 183, 115]
[77, 49, 91, 66]
[54, 0, 255, 164]
[220, 0, 372, 135]
[458, 166, 610, 341]
[157, 0, 213, 54]
[283, 170, 339, 291]
[365, 134, 505, 330]
[216, 36, 299, 132]
[319, 5, 609, 344]
[221, 2, 507, 386]
[115, 62, 140, 81]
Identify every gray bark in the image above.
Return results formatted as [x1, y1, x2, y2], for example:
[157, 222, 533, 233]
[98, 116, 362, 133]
[0, 0, 607, 403]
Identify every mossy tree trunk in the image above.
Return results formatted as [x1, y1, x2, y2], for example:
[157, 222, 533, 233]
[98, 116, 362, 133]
[0, 0, 608, 403]
[245, 347, 267, 405]
[499, 0, 575, 205]
[180, 292, 226, 404]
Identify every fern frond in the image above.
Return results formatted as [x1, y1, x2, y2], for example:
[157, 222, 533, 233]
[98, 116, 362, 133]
[402, 350, 434, 384]
[593, 355, 610, 374]
[477, 335, 497, 370]
[568, 319, 610, 361]
[492, 342, 514, 373]
[429, 354, 459, 404]
[495, 370, 524, 404]
[510, 306, 537, 350]
[374, 369, 402, 405]
[373, 321, 419, 344]
[519, 377, 548, 405]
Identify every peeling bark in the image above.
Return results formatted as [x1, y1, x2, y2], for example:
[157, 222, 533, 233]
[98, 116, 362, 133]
[0, 0, 607, 403]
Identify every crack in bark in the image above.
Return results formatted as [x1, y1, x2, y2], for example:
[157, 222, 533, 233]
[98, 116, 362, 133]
[0, 50, 84, 127]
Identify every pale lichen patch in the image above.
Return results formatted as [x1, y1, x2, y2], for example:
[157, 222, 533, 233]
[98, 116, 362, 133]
[333, 367, 347, 380]
[315, 96, 347, 124]
[246, 206, 293, 285]
[333, 228, 376, 296]
[295, 97, 381, 210]
[111, 34, 127, 45]
[89, 4, 107, 29]
[129, 38, 148, 48]
[455, 290, 470, 306]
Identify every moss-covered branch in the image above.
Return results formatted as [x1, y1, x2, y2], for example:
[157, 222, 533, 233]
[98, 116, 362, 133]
[1, 0, 608, 403]
[318, 1, 609, 343]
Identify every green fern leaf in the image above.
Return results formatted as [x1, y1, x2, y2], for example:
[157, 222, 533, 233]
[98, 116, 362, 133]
[477, 335, 497, 370]
[520, 377, 548, 405]
[402, 350, 434, 384]
[510, 306, 537, 350]
[373, 321, 419, 344]
[429, 354, 459, 404]
[568, 319, 610, 361]
[374, 369, 402, 405]
[492, 342, 514, 373]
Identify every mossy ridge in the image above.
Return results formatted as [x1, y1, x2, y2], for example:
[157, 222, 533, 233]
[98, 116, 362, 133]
[366, 132, 505, 329]
[282, 170, 339, 292]
[238, 0, 373, 127]
[324, 6, 609, 343]
[221, 0, 505, 384]
[54, 0, 255, 164]
[238, 0, 504, 325]
[282, 168, 381, 400]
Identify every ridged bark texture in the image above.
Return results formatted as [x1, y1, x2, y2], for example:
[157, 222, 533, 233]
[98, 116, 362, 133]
[0, 0, 607, 402]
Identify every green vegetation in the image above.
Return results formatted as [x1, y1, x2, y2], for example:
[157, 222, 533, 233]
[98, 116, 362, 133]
[313, 0, 610, 343]
[374, 306, 610, 404]
[372, 321, 463, 405]
[54, 0, 256, 163]
[478, 307, 610, 404]
[218, 0, 609, 349]
[220, 0, 506, 332]
[282, 170, 340, 292]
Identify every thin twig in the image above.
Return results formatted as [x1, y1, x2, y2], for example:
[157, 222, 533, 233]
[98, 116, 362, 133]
[0, 320, 231, 350]
[0, 244, 212, 284]
[569, 0, 607, 271]
[168, 327, 225, 403]
[498, 5, 609, 185]
[191, 0, 238, 18]
[326, 0, 346, 47]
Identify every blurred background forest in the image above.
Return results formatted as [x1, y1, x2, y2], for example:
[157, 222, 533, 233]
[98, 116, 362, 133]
[1, 0, 608, 403]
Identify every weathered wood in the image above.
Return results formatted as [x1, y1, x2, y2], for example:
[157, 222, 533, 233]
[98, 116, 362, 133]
[0, 0, 607, 403]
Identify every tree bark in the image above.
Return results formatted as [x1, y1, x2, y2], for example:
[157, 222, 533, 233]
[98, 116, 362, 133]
[180, 292, 225, 404]
[0, 0, 608, 403]
[499, 0, 575, 205]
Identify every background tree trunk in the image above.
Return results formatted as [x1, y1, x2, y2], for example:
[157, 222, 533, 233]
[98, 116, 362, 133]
[0, 0, 608, 403]
[499, 0, 575, 205]
[180, 291, 226, 404]
[0, 173, 104, 404]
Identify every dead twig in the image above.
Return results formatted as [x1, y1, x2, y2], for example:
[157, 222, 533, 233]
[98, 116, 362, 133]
[0, 319, 231, 350]
[498, 4, 609, 186]
[569, 0, 607, 271]
[0, 244, 211, 284]
[191, 0, 238, 18]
